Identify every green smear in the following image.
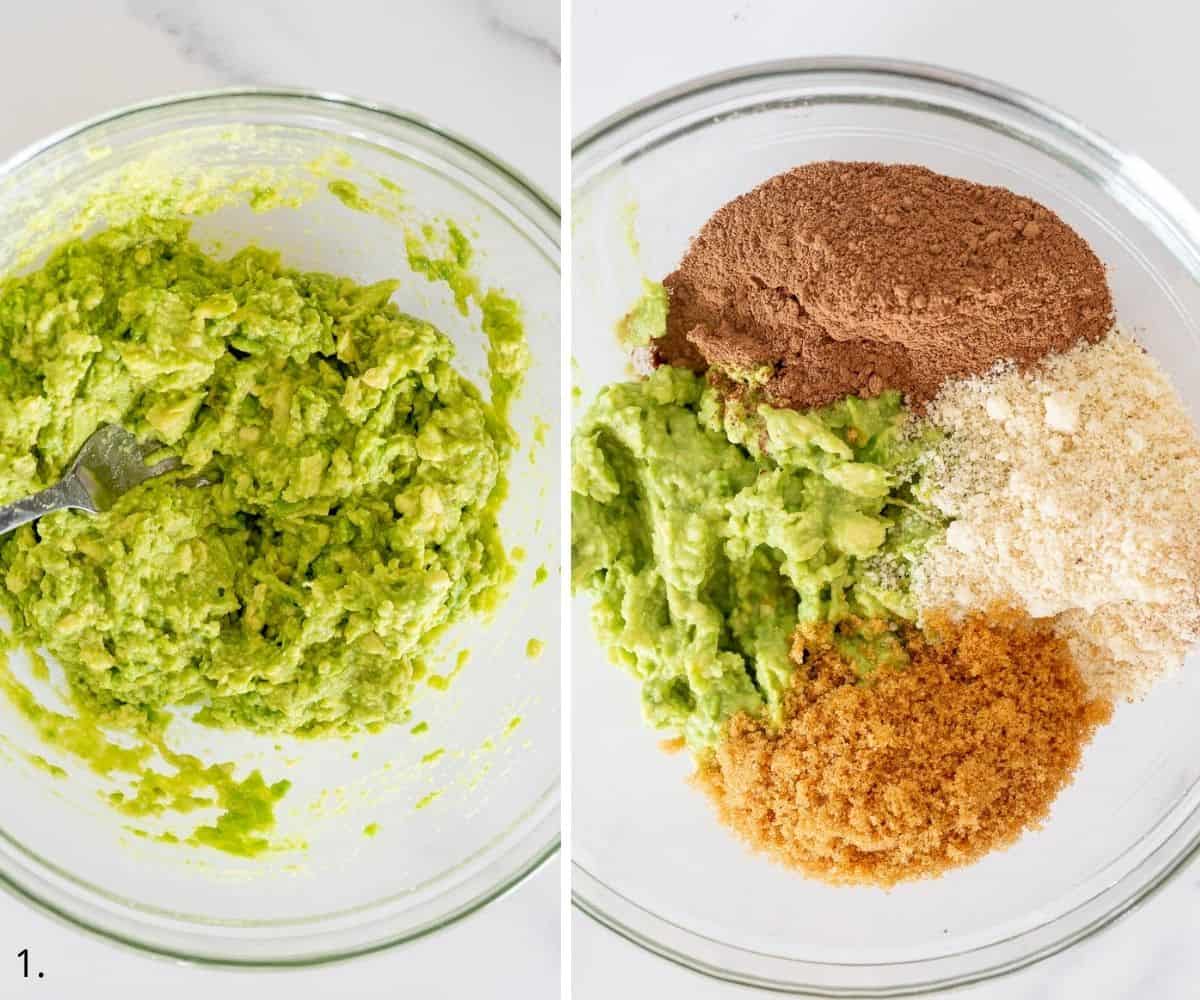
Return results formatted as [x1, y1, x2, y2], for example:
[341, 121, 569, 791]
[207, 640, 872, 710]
[324, 177, 406, 222]
[327, 179, 373, 212]
[621, 200, 642, 258]
[616, 279, 668, 349]
[405, 221, 530, 433]
[28, 648, 48, 682]
[426, 649, 470, 692]
[25, 753, 67, 779]
[529, 416, 550, 466]
[0, 652, 286, 857]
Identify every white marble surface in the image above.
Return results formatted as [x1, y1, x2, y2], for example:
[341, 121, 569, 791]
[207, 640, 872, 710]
[0, 2, 560, 998]
[5, 0, 560, 197]
[572, 1, 1200, 998]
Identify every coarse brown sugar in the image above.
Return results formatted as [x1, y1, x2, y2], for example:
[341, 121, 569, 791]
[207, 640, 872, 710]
[694, 610, 1111, 887]
[654, 162, 1112, 409]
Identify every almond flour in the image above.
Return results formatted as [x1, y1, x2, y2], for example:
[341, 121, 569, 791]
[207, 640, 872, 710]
[915, 330, 1200, 699]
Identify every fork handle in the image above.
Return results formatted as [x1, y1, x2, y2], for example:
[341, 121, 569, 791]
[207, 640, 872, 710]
[0, 478, 91, 537]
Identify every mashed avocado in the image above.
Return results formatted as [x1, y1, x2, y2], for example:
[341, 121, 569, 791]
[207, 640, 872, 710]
[616, 279, 668, 349]
[572, 366, 938, 749]
[0, 215, 527, 738]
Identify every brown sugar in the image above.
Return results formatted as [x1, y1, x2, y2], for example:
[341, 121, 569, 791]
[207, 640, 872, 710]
[694, 610, 1112, 886]
[654, 162, 1113, 409]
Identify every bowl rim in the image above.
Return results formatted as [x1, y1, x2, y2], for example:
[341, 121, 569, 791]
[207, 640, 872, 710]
[570, 55, 1200, 996]
[2, 84, 559, 230]
[0, 85, 560, 968]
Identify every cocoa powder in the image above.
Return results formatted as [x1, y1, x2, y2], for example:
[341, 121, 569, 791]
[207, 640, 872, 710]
[654, 162, 1113, 409]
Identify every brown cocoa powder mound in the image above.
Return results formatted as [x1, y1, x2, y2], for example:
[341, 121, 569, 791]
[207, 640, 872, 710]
[693, 611, 1112, 887]
[654, 162, 1114, 409]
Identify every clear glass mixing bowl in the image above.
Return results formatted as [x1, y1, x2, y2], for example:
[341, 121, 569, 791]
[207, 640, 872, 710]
[572, 58, 1200, 995]
[0, 90, 559, 965]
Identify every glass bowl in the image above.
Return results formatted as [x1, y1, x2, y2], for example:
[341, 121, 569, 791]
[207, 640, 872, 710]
[571, 58, 1200, 995]
[0, 89, 559, 965]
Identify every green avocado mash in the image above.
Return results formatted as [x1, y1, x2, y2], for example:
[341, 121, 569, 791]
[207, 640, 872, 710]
[0, 215, 527, 739]
[616, 279, 669, 350]
[571, 365, 939, 749]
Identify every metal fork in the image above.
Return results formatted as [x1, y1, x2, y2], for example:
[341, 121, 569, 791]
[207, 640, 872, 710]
[0, 424, 181, 537]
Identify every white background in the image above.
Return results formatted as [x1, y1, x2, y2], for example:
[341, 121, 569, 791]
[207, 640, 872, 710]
[572, 1, 1200, 998]
[0, 2, 560, 998]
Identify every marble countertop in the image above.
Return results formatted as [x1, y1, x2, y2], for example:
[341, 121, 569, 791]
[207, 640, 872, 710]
[0, 2, 559, 999]
[572, 1, 1200, 998]
[11, 0, 559, 198]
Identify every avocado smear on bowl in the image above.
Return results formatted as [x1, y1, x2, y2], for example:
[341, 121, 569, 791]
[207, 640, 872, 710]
[571, 364, 940, 751]
[0, 215, 528, 853]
